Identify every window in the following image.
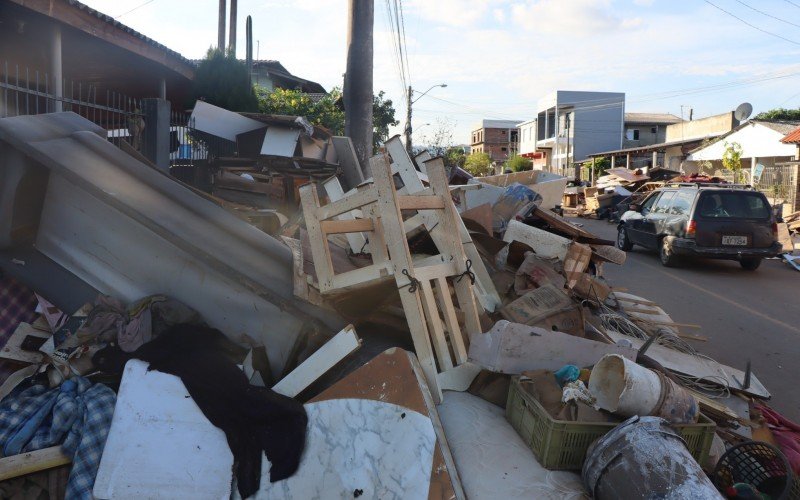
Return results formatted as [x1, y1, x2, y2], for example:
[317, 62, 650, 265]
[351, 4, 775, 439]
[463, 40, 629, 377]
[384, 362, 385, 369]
[652, 191, 676, 213]
[625, 129, 640, 141]
[501, 130, 507, 135]
[501, 147, 507, 151]
[640, 193, 660, 214]
[668, 191, 695, 215]
[651, 127, 657, 134]
[698, 192, 770, 219]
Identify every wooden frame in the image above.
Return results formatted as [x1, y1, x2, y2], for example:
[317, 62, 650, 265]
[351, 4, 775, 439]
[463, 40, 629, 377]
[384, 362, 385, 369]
[299, 153, 483, 402]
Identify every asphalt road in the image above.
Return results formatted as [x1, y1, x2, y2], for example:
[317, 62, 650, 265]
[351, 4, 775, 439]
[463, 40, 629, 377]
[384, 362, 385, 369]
[575, 217, 800, 422]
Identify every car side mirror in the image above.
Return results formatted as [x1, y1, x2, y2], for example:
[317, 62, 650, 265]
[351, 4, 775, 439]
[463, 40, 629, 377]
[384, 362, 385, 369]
[630, 203, 641, 212]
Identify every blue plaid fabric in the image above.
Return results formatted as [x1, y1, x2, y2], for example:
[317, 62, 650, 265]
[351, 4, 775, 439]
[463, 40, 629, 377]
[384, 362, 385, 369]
[0, 377, 116, 499]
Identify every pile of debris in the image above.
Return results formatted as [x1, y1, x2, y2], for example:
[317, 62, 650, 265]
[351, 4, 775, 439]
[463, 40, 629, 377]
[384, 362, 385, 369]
[0, 107, 797, 500]
[566, 167, 681, 220]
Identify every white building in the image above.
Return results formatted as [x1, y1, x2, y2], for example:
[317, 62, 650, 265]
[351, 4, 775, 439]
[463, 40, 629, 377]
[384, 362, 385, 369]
[685, 120, 800, 180]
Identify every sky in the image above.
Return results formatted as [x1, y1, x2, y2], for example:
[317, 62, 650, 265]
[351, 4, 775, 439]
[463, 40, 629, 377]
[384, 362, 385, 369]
[83, 0, 800, 145]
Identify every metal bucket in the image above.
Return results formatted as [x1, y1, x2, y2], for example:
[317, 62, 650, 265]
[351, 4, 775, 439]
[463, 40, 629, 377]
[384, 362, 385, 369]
[582, 416, 721, 499]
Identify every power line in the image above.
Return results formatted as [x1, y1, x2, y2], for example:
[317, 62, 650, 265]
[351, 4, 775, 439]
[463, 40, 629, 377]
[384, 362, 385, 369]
[703, 0, 800, 46]
[785, 0, 800, 9]
[732, 0, 800, 29]
[398, 0, 412, 84]
[114, 0, 155, 19]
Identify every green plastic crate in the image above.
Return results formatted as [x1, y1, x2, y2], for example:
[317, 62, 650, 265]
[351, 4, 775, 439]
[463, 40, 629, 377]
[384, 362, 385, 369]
[505, 376, 716, 470]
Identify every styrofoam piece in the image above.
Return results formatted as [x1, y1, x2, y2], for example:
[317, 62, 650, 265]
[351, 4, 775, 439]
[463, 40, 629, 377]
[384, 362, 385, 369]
[93, 359, 233, 500]
[530, 177, 569, 210]
[190, 101, 265, 142]
[503, 219, 571, 260]
[261, 127, 301, 157]
[438, 390, 585, 500]
[241, 399, 435, 499]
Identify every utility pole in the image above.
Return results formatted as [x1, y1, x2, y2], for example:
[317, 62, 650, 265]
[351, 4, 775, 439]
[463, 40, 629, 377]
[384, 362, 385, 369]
[228, 0, 237, 55]
[405, 85, 413, 155]
[246, 16, 253, 87]
[344, 0, 374, 170]
[405, 83, 447, 156]
[218, 0, 226, 51]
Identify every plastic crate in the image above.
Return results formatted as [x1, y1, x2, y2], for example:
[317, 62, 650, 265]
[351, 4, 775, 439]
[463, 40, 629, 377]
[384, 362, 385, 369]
[505, 376, 716, 470]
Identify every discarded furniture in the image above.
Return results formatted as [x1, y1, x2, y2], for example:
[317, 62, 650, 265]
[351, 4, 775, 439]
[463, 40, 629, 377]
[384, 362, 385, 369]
[300, 153, 482, 402]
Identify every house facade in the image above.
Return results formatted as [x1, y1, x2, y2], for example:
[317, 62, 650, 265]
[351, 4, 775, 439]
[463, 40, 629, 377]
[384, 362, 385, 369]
[470, 119, 523, 164]
[622, 113, 682, 149]
[523, 90, 625, 175]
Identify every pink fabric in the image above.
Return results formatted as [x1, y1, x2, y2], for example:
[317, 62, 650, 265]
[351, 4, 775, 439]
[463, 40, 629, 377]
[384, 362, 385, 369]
[757, 404, 800, 475]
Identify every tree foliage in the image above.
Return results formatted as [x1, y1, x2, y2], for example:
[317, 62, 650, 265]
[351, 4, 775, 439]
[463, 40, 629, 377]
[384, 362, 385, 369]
[255, 87, 398, 150]
[372, 91, 400, 149]
[256, 87, 344, 134]
[444, 147, 467, 170]
[191, 48, 258, 112]
[506, 154, 532, 172]
[464, 152, 493, 177]
[753, 108, 800, 121]
[721, 141, 743, 182]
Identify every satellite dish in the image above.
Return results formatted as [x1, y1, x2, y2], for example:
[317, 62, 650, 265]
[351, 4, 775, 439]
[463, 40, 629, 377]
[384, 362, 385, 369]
[734, 102, 753, 121]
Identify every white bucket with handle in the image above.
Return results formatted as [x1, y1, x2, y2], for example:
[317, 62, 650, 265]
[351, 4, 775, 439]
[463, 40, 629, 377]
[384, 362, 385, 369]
[589, 354, 662, 417]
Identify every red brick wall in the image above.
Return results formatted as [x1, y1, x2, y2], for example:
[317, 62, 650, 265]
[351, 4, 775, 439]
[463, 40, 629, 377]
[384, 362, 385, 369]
[471, 127, 515, 162]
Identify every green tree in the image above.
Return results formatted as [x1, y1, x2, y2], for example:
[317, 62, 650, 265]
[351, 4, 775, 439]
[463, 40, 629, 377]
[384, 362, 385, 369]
[464, 152, 493, 177]
[372, 91, 399, 150]
[256, 87, 397, 150]
[506, 154, 532, 172]
[444, 147, 467, 170]
[191, 48, 258, 112]
[256, 87, 344, 133]
[721, 141, 743, 182]
[753, 107, 800, 121]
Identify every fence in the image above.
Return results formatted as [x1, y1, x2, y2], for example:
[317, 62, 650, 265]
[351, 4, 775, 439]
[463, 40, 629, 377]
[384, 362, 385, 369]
[1, 60, 146, 152]
[753, 164, 798, 214]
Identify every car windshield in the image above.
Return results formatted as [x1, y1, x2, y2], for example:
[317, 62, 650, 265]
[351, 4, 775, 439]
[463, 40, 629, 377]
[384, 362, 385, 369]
[697, 192, 770, 219]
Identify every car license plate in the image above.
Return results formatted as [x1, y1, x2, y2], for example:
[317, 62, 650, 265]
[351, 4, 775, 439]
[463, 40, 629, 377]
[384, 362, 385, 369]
[722, 235, 747, 246]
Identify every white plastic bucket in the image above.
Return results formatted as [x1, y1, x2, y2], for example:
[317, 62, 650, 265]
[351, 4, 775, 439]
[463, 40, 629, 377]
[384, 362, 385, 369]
[589, 354, 662, 417]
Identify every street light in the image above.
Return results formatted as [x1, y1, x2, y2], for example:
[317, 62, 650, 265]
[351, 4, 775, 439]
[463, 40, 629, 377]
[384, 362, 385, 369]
[405, 83, 447, 154]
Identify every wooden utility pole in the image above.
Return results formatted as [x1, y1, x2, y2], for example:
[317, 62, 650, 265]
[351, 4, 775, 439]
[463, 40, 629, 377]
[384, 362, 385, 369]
[218, 0, 226, 51]
[344, 0, 374, 170]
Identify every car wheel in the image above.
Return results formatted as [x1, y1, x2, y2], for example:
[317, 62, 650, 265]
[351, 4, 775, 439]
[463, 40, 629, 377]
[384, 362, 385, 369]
[659, 237, 680, 267]
[740, 257, 762, 271]
[617, 226, 633, 251]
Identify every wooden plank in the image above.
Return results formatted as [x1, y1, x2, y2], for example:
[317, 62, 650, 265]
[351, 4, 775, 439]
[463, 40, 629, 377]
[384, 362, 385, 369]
[420, 282, 454, 371]
[414, 262, 459, 283]
[273, 325, 362, 397]
[330, 263, 392, 291]
[434, 277, 468, 364]
[371, 153, 443, 403]
[0, 446, 70, 482]
[299, 183, 336, 292]
[322, 176, 369, 254]
[316, 188, 379, 220]
[387, 139, 501, 312]
[397, 195, 446, 210]
[615, 296, 660, 306]
[320, 218, 375, 235]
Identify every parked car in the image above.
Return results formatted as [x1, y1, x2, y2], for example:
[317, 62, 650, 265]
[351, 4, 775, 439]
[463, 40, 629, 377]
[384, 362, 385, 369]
[616, 183, 781, 270]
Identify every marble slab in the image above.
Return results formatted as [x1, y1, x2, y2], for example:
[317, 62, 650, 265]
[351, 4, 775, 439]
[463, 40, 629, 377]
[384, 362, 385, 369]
[244, 398, 435, 499]
[93, 359, 234, 500]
